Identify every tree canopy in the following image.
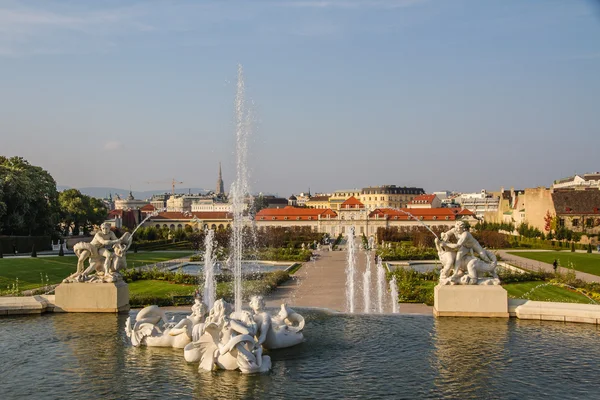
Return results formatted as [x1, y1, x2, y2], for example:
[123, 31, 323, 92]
[58, 189, 108, 235]
[0, 156, 59, 236]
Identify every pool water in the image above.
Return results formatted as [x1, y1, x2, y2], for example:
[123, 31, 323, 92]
[1, 311, 599, 399]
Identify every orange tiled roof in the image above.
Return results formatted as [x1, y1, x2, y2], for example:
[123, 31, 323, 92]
[457, 209, 475, 216]
[255, 206, 336, 221]
[140, 204, 156, 211]
[408, 194, 437, 204]
[151, 211, 232, 220]
[341, 196, 364, 208]
[368, 208, 458, 221]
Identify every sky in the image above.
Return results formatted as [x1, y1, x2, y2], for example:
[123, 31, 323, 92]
[1, 0, 599, 197]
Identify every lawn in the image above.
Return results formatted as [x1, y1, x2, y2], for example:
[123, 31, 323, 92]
[503, 281, 596, 304]
[128, 280, 196, 297]
[0, 251, 194, 294]
[506, 251, 600, 276]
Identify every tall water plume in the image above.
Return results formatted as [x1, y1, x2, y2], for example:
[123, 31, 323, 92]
[363, 252, 372, 313]
[389, 276, 399, 313]
[203, 229, 217, 310]
[231, 64, 252, 313]
[345, 227, 357, 313]
[376, 257, 386, 313]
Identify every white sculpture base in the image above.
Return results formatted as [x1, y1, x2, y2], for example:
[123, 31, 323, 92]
[433, 285, 509, 318]
[54, 281, 129, 313]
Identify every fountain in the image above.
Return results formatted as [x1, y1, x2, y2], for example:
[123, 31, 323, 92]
[122, 65, 306, 374]
[392, 208, 439, 239]
[362, 253, 371, 313]
[231, 64, 251, 314]
[389, 276, 399, 313]
[345, 226, 357, 313]
[202, 229, 217, 310]
[376, 256, 386, 313]
[521, 282, 598, 304]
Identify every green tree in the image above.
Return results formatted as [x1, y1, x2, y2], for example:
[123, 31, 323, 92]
[58, 189, 108, 235]
[0, 156, 59, 236]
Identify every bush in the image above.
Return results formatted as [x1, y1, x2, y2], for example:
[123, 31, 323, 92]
[253, 247, 312, 262]
[389, 268, 437, 305]
[377, 243, 437, 261]
[498, 269, 550, 284]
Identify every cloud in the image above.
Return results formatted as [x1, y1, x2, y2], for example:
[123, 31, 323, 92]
[276, 0, 428, 9]
[0, 3, 153, 57]
[104, 141, 123, 151]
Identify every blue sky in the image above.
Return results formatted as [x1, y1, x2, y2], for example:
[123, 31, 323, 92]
[1, 0, 599, 197]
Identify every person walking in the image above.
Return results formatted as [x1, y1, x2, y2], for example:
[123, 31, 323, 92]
[553, 259, 558, 273]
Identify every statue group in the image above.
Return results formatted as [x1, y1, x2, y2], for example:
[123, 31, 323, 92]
[63, 222, 132, 283]
[435, 221, 500, 285]
[125, 296, 305, 374]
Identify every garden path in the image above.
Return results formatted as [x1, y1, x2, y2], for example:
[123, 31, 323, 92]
[264, 248, 432, 315]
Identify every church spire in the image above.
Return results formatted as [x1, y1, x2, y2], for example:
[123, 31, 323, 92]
[216, 162, 225, 195]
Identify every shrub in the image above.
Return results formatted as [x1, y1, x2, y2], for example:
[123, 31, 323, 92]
[498, 269, 550, 284]
[377, 243, 437, 261]
[389, 268, 437, 305]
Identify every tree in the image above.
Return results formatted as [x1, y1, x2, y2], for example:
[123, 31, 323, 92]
[31, 244, 37, 257]
[58, 189, 108, 235]
[0, 156, 59, 236]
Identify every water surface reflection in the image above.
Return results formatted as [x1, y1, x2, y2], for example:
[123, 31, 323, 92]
[1, 311, 598, 399]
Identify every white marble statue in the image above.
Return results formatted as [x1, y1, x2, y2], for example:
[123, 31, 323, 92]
[249, 295, 305, 350]
[185, 299, 271, 374]
[125, 300, 208, 348]
[64, 222, 132, 283]
[436, 221, 499, 285]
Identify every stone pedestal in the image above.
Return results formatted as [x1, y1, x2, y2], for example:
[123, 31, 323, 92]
[433, 285, 509, 318]
[54, 281, 129, 313]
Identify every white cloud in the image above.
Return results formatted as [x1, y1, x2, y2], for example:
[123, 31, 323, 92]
[104, 141, 123, 151]
[276, 0, 428, 9]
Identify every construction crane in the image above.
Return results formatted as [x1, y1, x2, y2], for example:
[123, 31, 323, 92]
[146, 178, 184, 195]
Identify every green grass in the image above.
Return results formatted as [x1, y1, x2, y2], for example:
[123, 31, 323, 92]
[0, 251, 194, 294]
[503, 281, 596, 304]
[506, 251, 600, 276]
[128, 280, 196, 297]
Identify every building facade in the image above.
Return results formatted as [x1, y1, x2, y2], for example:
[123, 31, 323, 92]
[359, 185, 425, 210]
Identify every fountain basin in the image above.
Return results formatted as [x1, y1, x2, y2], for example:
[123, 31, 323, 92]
[2, 310, 600, 398]
[509, 298, 600, 324]
[177, 261, 292, 275]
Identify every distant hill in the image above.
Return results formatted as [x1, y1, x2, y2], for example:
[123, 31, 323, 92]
[56, 186, 210, 200]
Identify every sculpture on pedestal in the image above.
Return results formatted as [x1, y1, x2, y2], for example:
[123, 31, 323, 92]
[64, 222, 132, 283]
[435, 221, 499, 285]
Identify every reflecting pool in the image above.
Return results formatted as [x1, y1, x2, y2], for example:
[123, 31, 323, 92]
[1, 311, 598, 399]
[178, 262, 290, 275]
